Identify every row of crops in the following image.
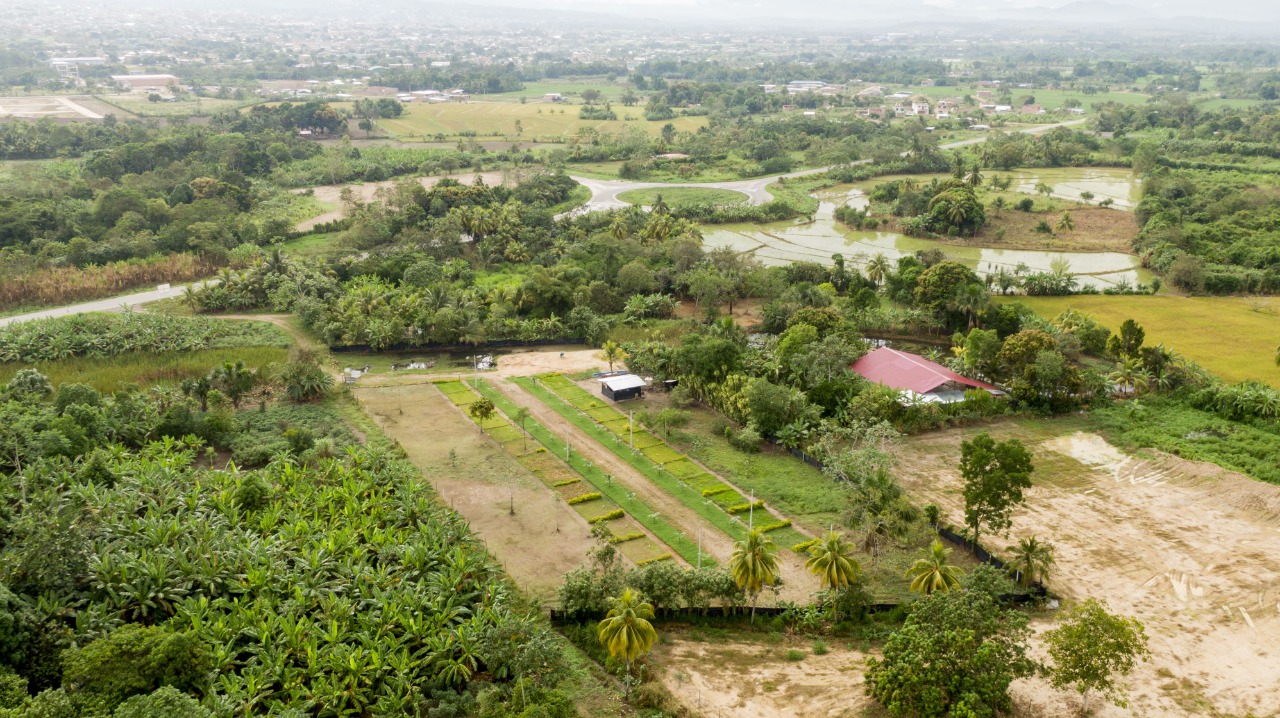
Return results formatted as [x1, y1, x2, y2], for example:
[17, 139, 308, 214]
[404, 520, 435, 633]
[434, 379, 686, 566]
[524, 373, 813, 552]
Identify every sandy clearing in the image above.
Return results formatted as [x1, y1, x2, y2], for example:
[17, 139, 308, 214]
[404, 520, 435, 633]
[354, 383, 598, 599]
[897, 425, 1280, 718]
[657, 637, 871, 718]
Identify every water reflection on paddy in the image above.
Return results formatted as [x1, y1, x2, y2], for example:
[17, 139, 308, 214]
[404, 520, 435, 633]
[705, 178, 1151, 290]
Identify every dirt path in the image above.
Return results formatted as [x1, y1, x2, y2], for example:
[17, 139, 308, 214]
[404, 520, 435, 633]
[494, 377, 822, 602]
[354, 383, 598, 599]
[897, 425, 1280, 718]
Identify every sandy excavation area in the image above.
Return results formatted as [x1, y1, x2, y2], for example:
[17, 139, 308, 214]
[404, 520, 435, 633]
[656, 635, 871, 718]
[896, 424, 1280, 718]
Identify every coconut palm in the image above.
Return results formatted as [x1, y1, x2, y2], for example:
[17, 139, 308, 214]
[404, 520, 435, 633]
[1056, 211, 1075, 232]
[806, 530, 860, 620]
[730, 528, 780, 623]
[596, 588, 658, 701]
[950, 283, 991, 329]
[905, 539, 964, 595]
[990, 196, 1006, 216]
[865, 254, 891, 288]
[1108, 357, 1150, 396]
[965, 163, 984, 187]
[597, 340, 627, 373]
[1006, 535, 1056, 588]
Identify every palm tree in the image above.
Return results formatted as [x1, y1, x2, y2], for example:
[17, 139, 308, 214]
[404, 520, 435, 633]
[1056, 211, 1075, 232]
[951, 153, 967, 179]
[865, 253, 891, 288]
[729, 528, 780, 623]
[1006, 535, 1056, 588]
[990, 196, 1006, 216]
[1108, 357, 1150, 397]
[950, 283, 990, 329]
[965, 163, 984, 187]
[905, 539, 964, 595]
[596, 589, 657, 702]
[806, 530, 860, 620]
[597, 340, 627, 373]
[651, 194, 669, 215]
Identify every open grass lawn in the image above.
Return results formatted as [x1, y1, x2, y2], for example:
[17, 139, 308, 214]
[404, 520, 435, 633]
[617, 187, 749, 206]
[278, 231, 346, 259]
[1004, 294, 1280, 387]
[0, 346, 288, 391]
[95, 95, 257, 117]
[378, 101, 707, 140]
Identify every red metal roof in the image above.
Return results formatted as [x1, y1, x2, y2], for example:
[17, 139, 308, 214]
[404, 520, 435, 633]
[850, 347, 998, 395]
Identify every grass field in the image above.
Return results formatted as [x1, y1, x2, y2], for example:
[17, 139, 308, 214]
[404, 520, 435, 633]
[0, 346, 288, 391]
[94, 95, 258, 117]
[617, 187, 749, 206]
[377, 101, 708, 140]
[1005, 295, 1280, 386]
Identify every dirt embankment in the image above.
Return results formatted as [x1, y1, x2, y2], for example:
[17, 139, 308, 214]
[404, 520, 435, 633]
[897, 425, 1280, 718]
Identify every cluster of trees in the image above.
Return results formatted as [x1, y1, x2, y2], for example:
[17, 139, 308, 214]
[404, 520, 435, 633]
[1099, 101, 1280, 294]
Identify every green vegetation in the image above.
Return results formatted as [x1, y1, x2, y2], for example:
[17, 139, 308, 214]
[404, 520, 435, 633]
[0, 312, 289, 363]
[1090, 398, 1280, 485]
[616, 187, 748, 207]
[0, 346, 288, 392]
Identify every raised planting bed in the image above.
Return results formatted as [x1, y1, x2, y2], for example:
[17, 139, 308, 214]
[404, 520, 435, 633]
[526, 373, 815, 554]
[466, 379, 707, 565]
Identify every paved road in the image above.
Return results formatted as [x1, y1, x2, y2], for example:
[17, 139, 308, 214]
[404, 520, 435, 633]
[565, 118, 1088, 214]
[0, 281, 214, 327]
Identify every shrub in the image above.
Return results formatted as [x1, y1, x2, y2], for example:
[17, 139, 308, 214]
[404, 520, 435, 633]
[726, 500, 765, 515]
[758, 519, 793, 533]
[792, 538, 821, 553]
[587, 509, 625, 524]
[551, 479, 580, 488]
[812, 640, 829, 656]
[60, 625, 208, 715]
[609, 532, 645, 544]
[701, 486, 734, 497]
[784, 649, 806, 661]
[113, 687, 212, 718]
[728, 426, 762, 452]
[636, 554, 673, 566]
[1015, 198, 1035, 212]
[567, 492, 602, 505]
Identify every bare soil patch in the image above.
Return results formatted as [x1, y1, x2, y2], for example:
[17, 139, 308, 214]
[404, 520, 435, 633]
[354, 383, 598, 598]
[656, 634, 872, 718]
[966, 206, 1138, 253]
[896, 421, 1280, 718]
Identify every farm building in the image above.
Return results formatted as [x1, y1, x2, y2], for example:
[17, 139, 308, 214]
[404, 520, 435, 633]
[851, 347, 1001, 404]
[599, 374, 646, 402]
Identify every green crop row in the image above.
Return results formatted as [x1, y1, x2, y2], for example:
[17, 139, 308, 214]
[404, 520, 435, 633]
[568, 492, 602, 505]
[588, 509, 625, 524]
[466, 379, 708, 565]
[528, 373, 814, 554]
[516, 376, 752, 544]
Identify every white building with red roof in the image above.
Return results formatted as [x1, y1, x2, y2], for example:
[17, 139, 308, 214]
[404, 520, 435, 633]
[851, 347, 1002, 404]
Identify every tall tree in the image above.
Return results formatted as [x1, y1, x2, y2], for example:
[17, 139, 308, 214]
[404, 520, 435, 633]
[865, 253, 891, 288]
[806, 530, 860, 619]
[905, 539, 964, 595]
[960, 432, 1034, 552]
[1045, 599, 1150, 715]
[596, 588, 658, 701]
[468, 397, 496, 433]
[729, 528, 779, 623]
